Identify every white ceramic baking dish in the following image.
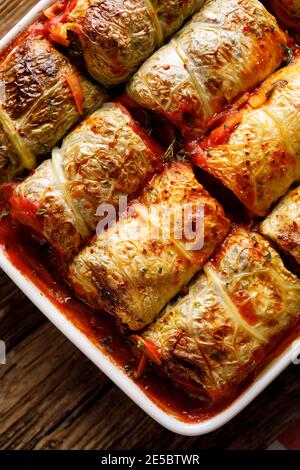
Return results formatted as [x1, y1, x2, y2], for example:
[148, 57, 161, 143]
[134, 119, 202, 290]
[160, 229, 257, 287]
[0, 0, 300, 436]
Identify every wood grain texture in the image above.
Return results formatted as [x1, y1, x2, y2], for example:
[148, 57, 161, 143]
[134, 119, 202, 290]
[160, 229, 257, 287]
[0, 0, 40, 39]
[0, 0, 300, 451]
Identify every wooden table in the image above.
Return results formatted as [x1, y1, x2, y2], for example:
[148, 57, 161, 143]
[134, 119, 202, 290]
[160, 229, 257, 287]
[0, 0, 300, 451]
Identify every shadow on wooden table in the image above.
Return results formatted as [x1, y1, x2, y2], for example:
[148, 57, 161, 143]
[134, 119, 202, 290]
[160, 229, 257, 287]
[0, 269, 300, 450]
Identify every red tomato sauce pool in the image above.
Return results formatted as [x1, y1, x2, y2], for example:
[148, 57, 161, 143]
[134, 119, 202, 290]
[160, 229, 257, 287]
[0, 188, 299, 423]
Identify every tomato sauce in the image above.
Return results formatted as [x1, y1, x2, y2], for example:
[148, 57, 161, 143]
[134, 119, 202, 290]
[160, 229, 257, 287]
[1, 1, 300, 425]
[232, 291, 259, 326]
[1, 194, 300, 423]
[117, 103, 165, 162]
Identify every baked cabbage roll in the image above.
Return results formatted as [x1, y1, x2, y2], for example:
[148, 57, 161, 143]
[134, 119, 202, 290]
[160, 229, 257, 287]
[191, 59, 300, 216]
[261, 185, 300, 264]
[0, 34, 106, 182]
[135, 228, 300, 401]
[0, 122, 23, 183]
[270, 0, 300, 30]
[69, 162, 230, 330]
[45, 0, 204, 86]
[10, 103, 163, 258]
[127, 0, 287, 137]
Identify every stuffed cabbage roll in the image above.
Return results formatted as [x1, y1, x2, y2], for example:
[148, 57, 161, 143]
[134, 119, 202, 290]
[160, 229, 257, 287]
[10, 103, 163, 258]
[127, 0, 287, 137]
[191, 59, 300, 216]
[135, 228, 300, 401]
[0, 34, 106, 182]
[270, 0, 300, 30]
[0, 122, 23, 183]
[261, 185, 300, 264]
[45, 0, 204, 86]
[69, 162, 230, 330]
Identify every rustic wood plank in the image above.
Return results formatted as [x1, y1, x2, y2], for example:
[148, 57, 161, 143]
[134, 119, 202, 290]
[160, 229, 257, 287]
[0, 0, 41, 39]
[0, 0, 300, 451]
[0, 273, 45, 352]
[0, 323, 113, 450]
[1, 291, 300, 451]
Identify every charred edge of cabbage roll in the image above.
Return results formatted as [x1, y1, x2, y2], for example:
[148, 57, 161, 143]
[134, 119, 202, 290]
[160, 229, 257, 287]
[127, 0, 288, 137]
[43, 1, 205, 86]
[132, 228, 300, 402]
[190, 58, 300, 217]
[0, 31, 106, 181]
[260, 184, 300, 266]
[9, 160, 86, 261]
[69, 162, 230, 331]
[0, 123, 23, 183]
[55, 102, 164, 234]
[9, 103, 164, 260]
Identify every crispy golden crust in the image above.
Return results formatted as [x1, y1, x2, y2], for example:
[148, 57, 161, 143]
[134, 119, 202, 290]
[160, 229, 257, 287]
[127, 0, 287, 136]
[69, 162, 230, 330]
[0, 122, 22, 182]
[11, 160, 84, 258]
[67, 0, 204, 86]
[61, 103, 161, 231]
[141, 228, 300, 401]
[261, 185, 300, 264]
[11, 103, 162, 258]
[0, 35, 106, 181]
[192, 59, 300, 216]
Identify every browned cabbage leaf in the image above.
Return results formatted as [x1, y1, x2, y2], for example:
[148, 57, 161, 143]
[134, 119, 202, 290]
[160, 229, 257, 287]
[0, 35, 106, 182]
[127, 0, 287, 136]
[11, 159, 84, 257]
[63, 0, 204, 86]
[69, 162, 230, 330]
[139, 228, 300, 401]
[261, 185, 300, 264]
[11, 103, 162, 258]
[192, 59, 300, 216]
[0, 122, 22, 182]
